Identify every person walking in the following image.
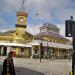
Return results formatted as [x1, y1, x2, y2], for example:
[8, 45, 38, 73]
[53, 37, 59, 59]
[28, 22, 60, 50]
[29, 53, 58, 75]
[2, 51, 16, 75]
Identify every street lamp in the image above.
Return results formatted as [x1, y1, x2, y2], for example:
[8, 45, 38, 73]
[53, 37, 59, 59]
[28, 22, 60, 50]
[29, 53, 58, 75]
[46, 28, 48, 59]
[38, 36, 43, 62]
[40, 41, 42, 62]
[65, 16, 75, 75]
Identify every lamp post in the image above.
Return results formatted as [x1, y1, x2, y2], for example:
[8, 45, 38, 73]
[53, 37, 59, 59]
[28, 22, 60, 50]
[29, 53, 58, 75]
[65, 16, 75, 75]
[40, 42, 42, 62]
[39, 37, 42, 62]
[46, 28, 48, 59]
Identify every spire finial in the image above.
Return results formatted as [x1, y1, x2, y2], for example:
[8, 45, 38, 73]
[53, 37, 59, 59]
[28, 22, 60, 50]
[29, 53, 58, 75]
[23, 0, 25, 4]
[70, 16, 73, 21]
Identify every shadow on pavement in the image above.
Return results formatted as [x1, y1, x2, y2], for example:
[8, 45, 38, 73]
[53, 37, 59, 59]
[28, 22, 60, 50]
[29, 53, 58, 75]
[0, 65, 44, 75]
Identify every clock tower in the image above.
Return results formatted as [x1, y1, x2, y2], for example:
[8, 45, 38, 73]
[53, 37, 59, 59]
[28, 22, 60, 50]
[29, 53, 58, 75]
[15, 0, 28, 43]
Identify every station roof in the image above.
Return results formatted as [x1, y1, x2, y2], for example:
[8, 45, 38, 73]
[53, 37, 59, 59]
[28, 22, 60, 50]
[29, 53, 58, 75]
[40, 23, 60, 30]
[35, 32, 70, 41]
[0, 30, 16, 36]
[3, 30, 16, 35]
[18, 4, 26, 13]
[0, 30, 33, 36]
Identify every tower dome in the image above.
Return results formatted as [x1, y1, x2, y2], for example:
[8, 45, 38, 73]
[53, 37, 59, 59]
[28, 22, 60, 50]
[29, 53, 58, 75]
[18, 2, 26, 13]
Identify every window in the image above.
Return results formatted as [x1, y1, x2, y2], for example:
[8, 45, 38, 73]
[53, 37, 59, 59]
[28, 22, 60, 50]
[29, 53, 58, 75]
[21, 48, 24, 53]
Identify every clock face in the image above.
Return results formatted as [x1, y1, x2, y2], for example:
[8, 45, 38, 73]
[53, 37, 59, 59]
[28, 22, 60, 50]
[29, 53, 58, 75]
[20, 18, 24, 22]
[17, 16, 26, 24]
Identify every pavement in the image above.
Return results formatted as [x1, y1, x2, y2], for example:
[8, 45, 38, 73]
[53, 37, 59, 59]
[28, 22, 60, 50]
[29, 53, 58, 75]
[0, 56, 72, 75]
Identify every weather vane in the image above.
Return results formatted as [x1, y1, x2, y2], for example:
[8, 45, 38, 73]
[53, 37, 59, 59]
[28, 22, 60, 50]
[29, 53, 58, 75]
[23, 0, 25, 4]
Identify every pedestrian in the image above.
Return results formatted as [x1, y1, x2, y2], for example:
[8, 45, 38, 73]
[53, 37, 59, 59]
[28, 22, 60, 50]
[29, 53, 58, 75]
[2, 51, 16, 75]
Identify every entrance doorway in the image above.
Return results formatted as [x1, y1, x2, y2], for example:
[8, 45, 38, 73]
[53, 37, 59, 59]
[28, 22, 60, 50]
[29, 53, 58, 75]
[41, 50, 44, 58]
[3, 47, 7, 56]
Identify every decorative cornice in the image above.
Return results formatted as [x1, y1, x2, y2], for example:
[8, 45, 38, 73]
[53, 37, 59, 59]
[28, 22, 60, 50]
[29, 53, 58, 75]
[15, 24, 27, 28]
[17, 12, 28, 17]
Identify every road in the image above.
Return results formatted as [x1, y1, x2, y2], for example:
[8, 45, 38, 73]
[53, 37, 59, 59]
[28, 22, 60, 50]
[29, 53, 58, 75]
[0, 56, 72, 75]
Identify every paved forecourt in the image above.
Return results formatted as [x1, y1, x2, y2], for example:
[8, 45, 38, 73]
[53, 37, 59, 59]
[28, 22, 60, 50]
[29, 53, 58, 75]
[0, 56, 72, 75]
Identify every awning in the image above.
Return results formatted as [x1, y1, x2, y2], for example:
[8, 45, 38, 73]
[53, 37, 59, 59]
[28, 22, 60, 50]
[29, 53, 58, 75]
[27, 40, 73, 49]
[0, 42, 32, 47]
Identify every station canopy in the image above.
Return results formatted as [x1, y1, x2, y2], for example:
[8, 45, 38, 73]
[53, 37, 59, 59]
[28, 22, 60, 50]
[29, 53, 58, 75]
[27, 40, 73, 49]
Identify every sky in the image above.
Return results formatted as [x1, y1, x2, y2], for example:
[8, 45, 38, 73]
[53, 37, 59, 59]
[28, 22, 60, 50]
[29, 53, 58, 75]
[0, 0, 74, 40]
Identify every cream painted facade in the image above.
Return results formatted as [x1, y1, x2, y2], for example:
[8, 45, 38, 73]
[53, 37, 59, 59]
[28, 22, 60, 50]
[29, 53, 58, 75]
[0, 2, 33, 58]
[30, 23, 73, 59]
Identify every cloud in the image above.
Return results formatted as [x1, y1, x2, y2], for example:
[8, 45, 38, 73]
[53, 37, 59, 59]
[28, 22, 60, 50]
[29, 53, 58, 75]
[0, 0, 75, 24]
[25, 0, 52, 21]
[0, 18, 7, 25]
[26, 24, 42, 35]
[0, 0, 21, 13]
[0, 28, 15, 32]
[57, 24, 72, 41]
[0, 18, 8, 29]
[25, 0, 75, 25]
[0, 0, 75, 39]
